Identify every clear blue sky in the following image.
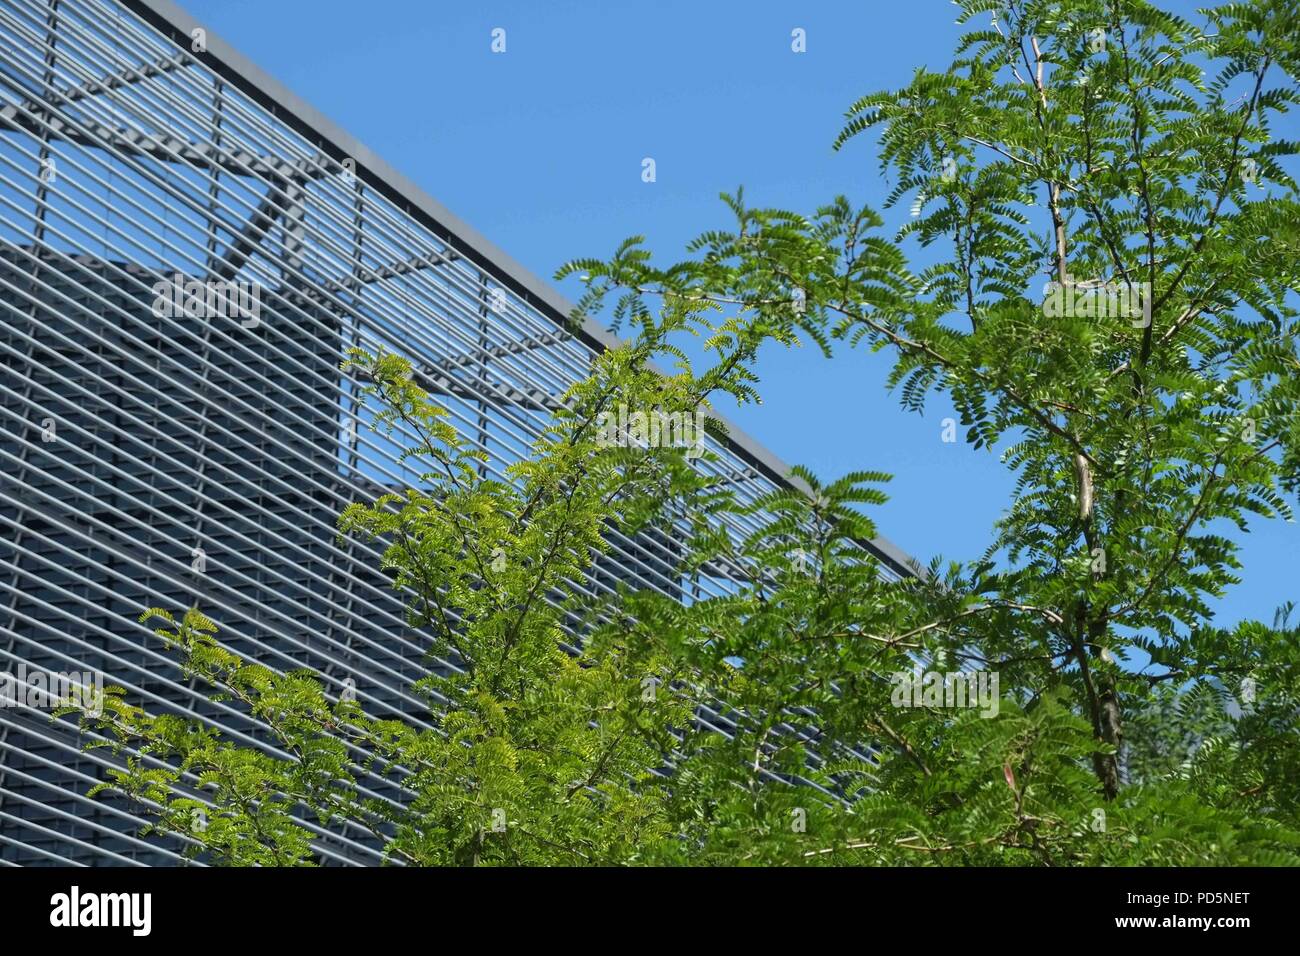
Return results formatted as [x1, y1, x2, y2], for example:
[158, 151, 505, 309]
[182, 0, 1296, 626]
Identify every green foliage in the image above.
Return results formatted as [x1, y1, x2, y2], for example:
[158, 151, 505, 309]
[77, 307, 748, 865]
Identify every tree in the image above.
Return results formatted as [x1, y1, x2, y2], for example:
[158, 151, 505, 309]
[561, 0, 1300, 863]
[75, 0, 1300, 865]
[78, 272, 790, 864]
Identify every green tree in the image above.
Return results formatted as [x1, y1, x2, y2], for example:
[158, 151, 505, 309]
[561, 0, 1300, 863]
[78, 268, 791, 864]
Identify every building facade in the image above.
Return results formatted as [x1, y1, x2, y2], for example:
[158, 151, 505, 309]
[0, 0, 914, 865]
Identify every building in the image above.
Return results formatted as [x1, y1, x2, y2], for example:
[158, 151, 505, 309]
[0, 0, 915, 865]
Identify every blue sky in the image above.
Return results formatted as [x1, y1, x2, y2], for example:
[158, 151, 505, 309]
[182, 0, 1297, 625]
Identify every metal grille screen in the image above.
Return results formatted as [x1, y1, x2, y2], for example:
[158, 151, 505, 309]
[0, 0, 911, 865]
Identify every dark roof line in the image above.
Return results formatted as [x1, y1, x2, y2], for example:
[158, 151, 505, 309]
[121, 0, 921, 580]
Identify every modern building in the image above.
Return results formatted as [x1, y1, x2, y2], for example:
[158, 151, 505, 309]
[0, 0, 915, 865]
